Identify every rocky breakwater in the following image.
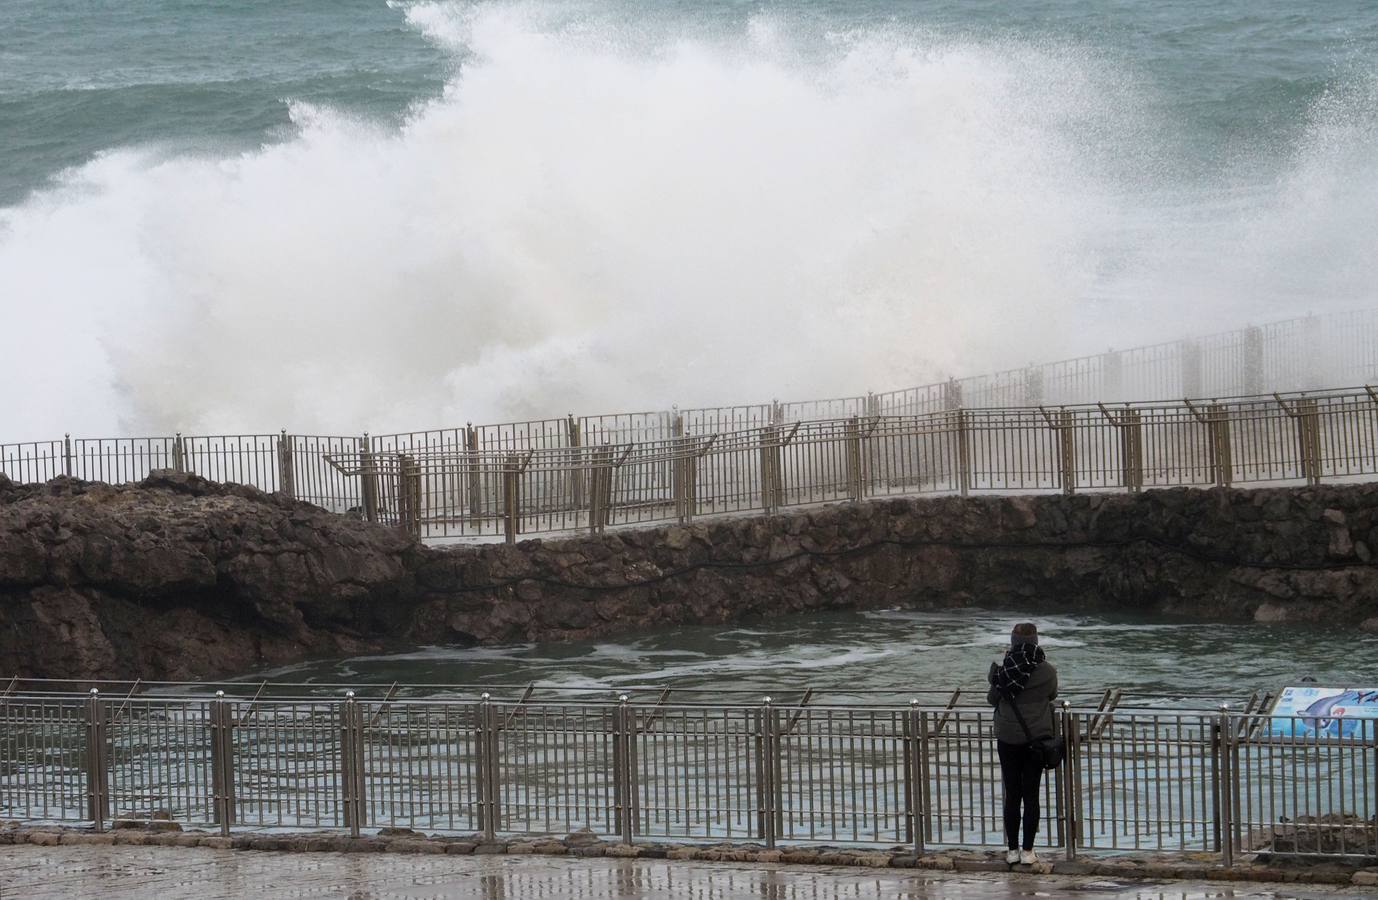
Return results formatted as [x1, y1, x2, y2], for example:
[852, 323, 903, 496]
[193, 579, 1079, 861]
[0, 471, 422, 679]
[3, 470, 1378, 680]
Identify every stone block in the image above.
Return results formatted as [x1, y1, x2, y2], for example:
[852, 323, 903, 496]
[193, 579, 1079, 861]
[532, 840, 568, 855]
[27, 832, 62, 846]
[200, 837, 234, 850]
[666, 847, 699, 860]
[779, 850, 821, 865]
[1353, 870, 1378, 886]
[445, 842, 477, 855]
[474, 843, 508, 855]
[604, 844, 640, 858]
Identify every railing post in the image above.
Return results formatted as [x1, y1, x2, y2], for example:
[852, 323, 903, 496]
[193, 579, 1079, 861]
[358, 434, 377, 521]
[210, 691, 236, 835]
[63, 433, 72, 477]
[476, 693, 500, 841]
[1216, 703, 1234, 867]
[845, 415, 864, 501]
[1181, 340, 1203, 398]
[613, 694, 637, 844]
[502, 455, 520, 545]
[955, 409, 972, 496]
[277, 431, 296, 498]
[756, 696, 778, 848]
[1208, 403, 1233, 487]
[1101, 349, 1123, 400]
[1059, 701, 1077, 860]
[1243, 325, 1264, 396]
[589, 446, 612, 534]
[1124, 409, 1144, 492]
[906, 700, 928, 854]
[758, 426, 783, 514]
[83, 688, 108, 831]
[1058, 409, 1076, 495]
[943, 377, 963, 411]
[395, 453, 421, 539]
[1298, 398, 1321, 486]
[1302, 313, 1323, 390]
[1023, 367, 1045, 406]
[568, 415, 585, 510]
[672, 415, 689, 524]
[340, 691, 365, 838]
[172, 432, 185, 474]
[466, 425, 483, 524]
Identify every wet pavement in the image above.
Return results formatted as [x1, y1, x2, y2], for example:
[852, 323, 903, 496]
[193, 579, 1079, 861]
[1, 847, 1375, 900]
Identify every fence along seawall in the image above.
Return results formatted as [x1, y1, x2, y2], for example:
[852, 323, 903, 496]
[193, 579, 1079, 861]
[4, 310, 1378, 542]
[1, 687, 1374, 863]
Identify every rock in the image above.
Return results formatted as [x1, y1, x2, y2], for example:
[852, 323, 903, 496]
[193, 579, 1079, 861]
[6, 477, 1378, 680]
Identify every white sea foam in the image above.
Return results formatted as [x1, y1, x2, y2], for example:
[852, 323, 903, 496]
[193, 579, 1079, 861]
[2, 5, 1376, 440]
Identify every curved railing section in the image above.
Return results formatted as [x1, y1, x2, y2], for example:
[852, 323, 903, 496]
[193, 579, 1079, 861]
[4, 310, 1378, 542]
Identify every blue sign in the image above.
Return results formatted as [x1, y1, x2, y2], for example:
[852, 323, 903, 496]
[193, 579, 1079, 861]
[1270, 686, 1378, 738]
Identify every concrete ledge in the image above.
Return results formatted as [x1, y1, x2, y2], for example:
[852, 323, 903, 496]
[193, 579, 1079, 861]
[3, 824, 1374, 886]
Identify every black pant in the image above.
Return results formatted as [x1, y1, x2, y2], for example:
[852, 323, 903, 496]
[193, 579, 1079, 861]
[997, 740, 1044, 851]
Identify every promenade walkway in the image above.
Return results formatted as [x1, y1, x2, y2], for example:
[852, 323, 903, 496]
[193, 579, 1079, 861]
[2, 846, 1372, 900]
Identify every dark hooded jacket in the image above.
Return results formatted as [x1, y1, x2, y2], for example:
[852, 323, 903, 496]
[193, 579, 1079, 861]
[986, 643, 1058, 745]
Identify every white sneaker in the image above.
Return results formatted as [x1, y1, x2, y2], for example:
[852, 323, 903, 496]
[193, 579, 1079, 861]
[1005, 849, 1020, 864]
[1020, 849, 1038, 865]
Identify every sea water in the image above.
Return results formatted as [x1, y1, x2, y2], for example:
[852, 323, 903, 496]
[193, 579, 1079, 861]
[247, 607, 1378, 704]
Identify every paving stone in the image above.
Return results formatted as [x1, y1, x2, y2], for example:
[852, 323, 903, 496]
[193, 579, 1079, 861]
[0, 845, 1367, 899]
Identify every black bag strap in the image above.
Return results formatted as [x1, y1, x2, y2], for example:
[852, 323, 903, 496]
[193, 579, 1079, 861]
[999, 688, 1039, 744]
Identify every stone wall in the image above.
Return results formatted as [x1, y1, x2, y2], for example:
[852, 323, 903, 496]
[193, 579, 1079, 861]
[2, 471, 1377, 680]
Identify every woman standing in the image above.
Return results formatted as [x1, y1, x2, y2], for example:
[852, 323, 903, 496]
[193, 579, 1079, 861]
[987, 622, 1059, 865]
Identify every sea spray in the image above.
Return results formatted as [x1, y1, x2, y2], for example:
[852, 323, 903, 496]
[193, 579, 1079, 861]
[1, 3, 1376, 440]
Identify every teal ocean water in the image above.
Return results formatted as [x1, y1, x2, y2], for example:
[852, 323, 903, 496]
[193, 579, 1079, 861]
[250, 608, 1378, 707]
[2, 1, 1376, 439]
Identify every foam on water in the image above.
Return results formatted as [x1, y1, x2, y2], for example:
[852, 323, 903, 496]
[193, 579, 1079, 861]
[242, 606, 1378, 705]
[2, 3, 1377, 440]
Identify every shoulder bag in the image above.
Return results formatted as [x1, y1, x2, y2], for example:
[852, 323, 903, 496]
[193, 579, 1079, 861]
[1000, 691, 1065, 770]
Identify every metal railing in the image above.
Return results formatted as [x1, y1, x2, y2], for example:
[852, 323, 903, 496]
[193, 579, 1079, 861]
[0, 688, 1372, 861]
[313, 386, 1378, 541]
[8, 386, 1378, 544]
[5, 310, 1378, 544]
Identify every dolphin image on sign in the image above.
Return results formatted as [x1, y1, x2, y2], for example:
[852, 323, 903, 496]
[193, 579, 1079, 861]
[1298, 690, 1378, 737]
